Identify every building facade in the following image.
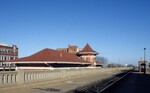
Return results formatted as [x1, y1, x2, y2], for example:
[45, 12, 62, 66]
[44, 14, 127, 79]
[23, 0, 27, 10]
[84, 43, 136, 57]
[5, 48, 91, 70]
[3, 43, 101, 70]
[56, 45, 82, 54]
[57, 44, 99, 66]
[77, 44, 99, 66]
[0, 44, 18, 63]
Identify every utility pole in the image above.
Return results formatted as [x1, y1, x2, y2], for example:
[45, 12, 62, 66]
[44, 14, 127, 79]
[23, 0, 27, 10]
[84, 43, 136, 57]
[144, 48, 146, 74]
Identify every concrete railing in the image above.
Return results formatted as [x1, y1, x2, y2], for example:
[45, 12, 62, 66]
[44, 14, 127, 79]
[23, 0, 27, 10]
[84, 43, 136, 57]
[0, 71, 18, 87]
[0, 67, 131, 88]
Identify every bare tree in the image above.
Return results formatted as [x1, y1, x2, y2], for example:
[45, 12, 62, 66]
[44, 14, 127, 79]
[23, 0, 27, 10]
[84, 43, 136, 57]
[96, 56, 108, 65]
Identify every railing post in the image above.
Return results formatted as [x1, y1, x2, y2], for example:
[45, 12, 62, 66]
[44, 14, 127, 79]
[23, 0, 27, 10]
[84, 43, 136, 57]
[61, 70, 66, 78]
[0, 74, 2, 85]
[8, 74, 11, 83]
[17, 70, 24, 85]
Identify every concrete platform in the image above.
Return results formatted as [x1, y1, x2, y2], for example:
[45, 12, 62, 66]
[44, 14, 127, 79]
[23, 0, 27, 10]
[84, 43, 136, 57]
[105, 71, 150, 93]
[0, 71, 114, 93]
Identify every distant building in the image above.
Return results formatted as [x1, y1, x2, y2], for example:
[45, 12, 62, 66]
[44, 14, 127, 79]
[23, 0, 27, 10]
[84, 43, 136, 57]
[0, 44, 18, 62]
[56, 45, 82, 54]
[138, 61, 147, 72]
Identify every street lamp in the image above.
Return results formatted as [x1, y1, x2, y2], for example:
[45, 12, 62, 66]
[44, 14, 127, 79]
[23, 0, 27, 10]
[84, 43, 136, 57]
[144, 48, 146, 74]
[144, 48, 146, 62]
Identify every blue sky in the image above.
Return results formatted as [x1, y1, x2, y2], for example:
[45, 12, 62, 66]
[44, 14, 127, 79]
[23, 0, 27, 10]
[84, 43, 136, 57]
[0, 0, 150, 65]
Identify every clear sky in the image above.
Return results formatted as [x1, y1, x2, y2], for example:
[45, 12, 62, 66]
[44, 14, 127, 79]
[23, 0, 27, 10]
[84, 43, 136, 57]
[0, 0, 150, 65]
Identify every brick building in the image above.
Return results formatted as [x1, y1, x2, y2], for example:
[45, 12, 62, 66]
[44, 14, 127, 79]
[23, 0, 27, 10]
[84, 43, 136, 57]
[56, 45, 82, 54]
[3, 43, 101, 70]
[77, 43, 99, 66]
[6, 48, 91, 70]
[0, 43, 18, 63]
[57, 44, 99, 66]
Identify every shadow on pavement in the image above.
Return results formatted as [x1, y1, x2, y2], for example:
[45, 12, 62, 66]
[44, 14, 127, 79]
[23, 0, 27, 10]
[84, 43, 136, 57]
[32, 87, 62, 92]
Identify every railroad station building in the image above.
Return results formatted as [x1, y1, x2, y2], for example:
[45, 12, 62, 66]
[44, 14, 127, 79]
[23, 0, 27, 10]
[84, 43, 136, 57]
[4, 44, 100, 70]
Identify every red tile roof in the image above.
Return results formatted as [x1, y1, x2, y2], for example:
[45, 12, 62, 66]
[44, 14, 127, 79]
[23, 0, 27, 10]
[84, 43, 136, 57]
[79, 43, 99, 54]
[10, 48, 90, 64]
[80, 43, 96, 52]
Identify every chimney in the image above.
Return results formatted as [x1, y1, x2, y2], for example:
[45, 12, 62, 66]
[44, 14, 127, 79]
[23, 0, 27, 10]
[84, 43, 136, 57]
[60, 53, 62, 57]
[68, 44, 70, 48]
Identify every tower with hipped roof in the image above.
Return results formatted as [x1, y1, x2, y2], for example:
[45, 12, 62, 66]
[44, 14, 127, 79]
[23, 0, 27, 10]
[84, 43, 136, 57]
[77, 43, 99, 66]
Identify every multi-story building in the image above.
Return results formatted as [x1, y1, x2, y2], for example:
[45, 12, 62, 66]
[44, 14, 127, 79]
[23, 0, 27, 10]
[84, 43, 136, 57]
[0, 43, 18, 63]
[56, 45, 82, 54]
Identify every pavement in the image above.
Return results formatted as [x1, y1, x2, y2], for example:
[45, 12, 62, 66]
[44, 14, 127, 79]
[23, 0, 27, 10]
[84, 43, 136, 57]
[106, 71, 150, 93]
[3, 69, 147, 93]
[0, 72, 114, 93]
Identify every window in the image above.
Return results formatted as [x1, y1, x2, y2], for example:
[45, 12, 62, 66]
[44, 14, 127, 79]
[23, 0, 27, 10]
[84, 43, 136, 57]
[8, 57, 10, 60]
[6, 63, 8, 66]
[10, 57, 13, 60]
[6, 56, 9, 61]
[4, 56, 6, 61]
[8, 50, 11, 54]
[1, 56, 6, 61]
[0, 62, 2, 66]
[0, 56, 2, 60]
[0, 49, 2, 54]
[6, 50, 8, 54]
[4, 50, 6, 54]
[2, 56, 4, 60]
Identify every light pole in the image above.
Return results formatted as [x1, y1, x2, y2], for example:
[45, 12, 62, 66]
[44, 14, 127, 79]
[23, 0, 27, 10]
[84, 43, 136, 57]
[144, 48, 146, 74]
[144, 48, 146, 62]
